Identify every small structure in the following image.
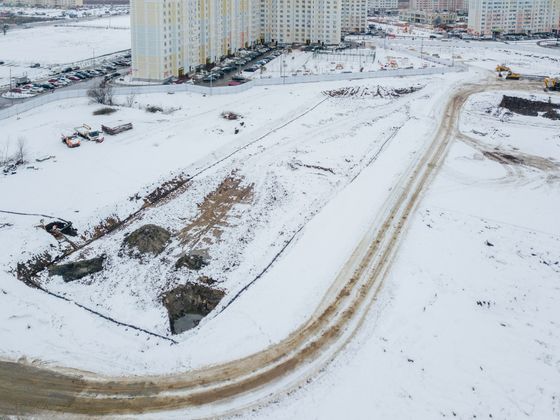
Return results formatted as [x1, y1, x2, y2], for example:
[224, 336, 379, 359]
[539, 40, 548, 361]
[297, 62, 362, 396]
[102, 122, 133, 135]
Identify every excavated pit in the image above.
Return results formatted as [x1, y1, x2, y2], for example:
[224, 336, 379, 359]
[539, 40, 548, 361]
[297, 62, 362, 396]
[162, 283, 225, 334]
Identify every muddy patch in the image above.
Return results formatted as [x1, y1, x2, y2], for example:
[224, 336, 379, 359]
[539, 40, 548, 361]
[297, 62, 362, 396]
[162, 283, 225, 334]
[178, 174, 254, 249]
[483, 151, 524, 165]
[482, 149, 558, 172]
[499, 95, 560, 120]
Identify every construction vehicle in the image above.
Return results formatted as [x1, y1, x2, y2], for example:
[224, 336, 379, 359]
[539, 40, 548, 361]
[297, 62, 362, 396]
[74, 124, 104, 143]
[61, 132, 81, 148]
[544, 77, 560, 91]
[496, 64, 521, 80]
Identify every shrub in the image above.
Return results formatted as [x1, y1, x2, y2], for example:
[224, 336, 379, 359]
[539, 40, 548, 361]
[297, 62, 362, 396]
[93, 107, 117, 116]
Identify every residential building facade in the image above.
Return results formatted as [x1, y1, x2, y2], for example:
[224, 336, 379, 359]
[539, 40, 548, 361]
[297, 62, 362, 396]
[468, 0, 560, 36]
[132, 0, 367, 81]
[4, 0, 83, 7]
[369, 0, 399, 10]
[410, 0, 466, 11]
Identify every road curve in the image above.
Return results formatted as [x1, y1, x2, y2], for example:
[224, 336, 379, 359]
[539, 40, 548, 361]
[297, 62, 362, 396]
[0, 79, 534, 417]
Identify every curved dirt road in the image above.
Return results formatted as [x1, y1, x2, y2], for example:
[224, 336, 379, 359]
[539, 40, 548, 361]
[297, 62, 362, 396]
[0, 80, 536, 417]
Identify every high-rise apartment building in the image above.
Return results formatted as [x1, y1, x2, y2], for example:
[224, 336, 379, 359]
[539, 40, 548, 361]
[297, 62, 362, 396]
[410, 0, 466, 11]
[369, 0, 399, 10]
[468, 0, 560, 36]
[132, 0, 367, 81]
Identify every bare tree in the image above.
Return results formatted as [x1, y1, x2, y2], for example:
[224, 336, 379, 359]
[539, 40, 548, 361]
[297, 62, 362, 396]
[125, 93, 136, 108]
[0, 140, 11, 167]
[15, 137, 26, 164]
[88, 81, 114, 105]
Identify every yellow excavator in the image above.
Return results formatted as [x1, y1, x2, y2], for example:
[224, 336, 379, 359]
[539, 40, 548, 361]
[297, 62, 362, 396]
[544, 76, 560, 91]
[496, 64, 521, 80]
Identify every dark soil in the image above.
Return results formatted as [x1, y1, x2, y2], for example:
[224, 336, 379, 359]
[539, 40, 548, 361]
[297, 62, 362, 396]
[499, 95, 560, 120]
[48, 255, 105, 282]
[123, 224, 171, 257]
[162, 283, 224, 334]
[175, 253, 208, 271]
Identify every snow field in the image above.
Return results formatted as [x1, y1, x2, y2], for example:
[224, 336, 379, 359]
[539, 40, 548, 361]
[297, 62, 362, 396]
[0, 70, 474, 376]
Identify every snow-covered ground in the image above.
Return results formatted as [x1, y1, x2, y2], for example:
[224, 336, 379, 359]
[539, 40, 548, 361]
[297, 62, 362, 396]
[250, 90, 560, 420]
[0, 14, 130, 86]
[381, 36, 560, 76]
[0, 34, 559, 416]
[0, 70, 476, 376]
[246, 47, 436, 80]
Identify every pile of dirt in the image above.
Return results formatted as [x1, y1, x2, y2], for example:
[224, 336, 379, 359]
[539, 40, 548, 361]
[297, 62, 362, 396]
[499, 95, 560, 120]
[162, 283, 225, 334]
[123, 224, 171, 257]
[48, 256, 105, 282]
[323, 85, 423, 99]
[175, 253, 208, 271]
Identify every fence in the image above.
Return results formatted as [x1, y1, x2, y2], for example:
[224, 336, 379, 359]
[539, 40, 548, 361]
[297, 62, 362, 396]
[0, 65, 465, 120]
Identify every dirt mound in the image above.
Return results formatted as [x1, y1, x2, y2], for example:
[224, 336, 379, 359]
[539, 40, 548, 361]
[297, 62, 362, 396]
[48, 256, 105, 282]
[162, 283, 225, 334]
[123, 224, 171, 257]
[499, 95, 559, 120]
[175, 253, 208, 271]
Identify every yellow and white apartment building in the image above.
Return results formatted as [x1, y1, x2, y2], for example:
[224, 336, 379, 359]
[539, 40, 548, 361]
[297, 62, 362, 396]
[131, 0, 367, 81]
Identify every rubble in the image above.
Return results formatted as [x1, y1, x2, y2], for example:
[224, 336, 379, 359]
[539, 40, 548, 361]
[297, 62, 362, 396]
[48, 256, 105, 282]
[175, 253, 208, 271]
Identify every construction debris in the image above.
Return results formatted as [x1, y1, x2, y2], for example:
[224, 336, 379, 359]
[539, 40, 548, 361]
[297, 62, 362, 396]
[102, 123, 133, 135]
[323, 85, 423, 98]
[221, 111, 242, 120]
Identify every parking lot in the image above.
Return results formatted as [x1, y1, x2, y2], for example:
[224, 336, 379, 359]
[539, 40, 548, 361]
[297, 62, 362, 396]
[1, 52, 131, 100]
[191, 46, 284, 87]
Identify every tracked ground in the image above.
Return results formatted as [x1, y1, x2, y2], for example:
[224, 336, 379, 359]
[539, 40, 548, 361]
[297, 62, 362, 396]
[0, 79, 543, 418]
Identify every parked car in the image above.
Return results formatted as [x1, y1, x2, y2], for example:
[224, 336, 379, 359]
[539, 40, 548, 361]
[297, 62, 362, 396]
[243, 66, 259, 72]
[67, 75, 80, 81]
[231, 75, 247, 82]
[202, 74, 219, 82]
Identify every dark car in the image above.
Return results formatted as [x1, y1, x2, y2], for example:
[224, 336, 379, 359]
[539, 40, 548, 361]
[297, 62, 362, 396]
[202, 74, 219, 82]
[40, 83, 55, 90]
[62, 67, 73, 73]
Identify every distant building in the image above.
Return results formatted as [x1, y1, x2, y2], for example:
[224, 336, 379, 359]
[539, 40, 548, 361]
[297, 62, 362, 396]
[400, 8, 457, 24]
[468, 0, 560, 36]
[369, 0, 399, 11]
[410, 0, 466, 12]
[4, 0, 83, 6]
[131, 0, 368, 82]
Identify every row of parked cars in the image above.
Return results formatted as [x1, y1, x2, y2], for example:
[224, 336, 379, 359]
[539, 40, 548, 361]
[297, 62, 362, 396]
[9, 55, 131, 95]
[196, 46, 283, 84]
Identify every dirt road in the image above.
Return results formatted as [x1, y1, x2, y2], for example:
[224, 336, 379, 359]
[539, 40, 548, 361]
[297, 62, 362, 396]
[0, 80, 537, 417]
